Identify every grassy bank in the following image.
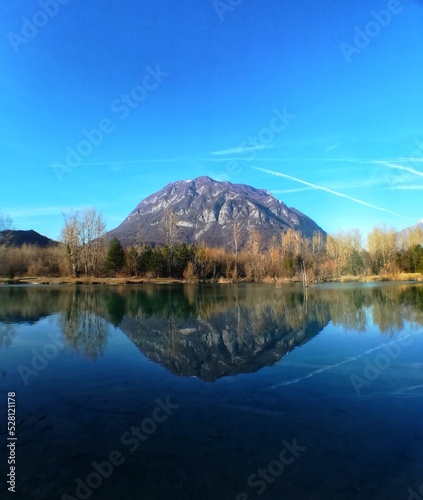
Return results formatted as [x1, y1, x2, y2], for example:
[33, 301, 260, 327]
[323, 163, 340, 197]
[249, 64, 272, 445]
[0, 273, 421, 286]
[0, 276, 185, 286]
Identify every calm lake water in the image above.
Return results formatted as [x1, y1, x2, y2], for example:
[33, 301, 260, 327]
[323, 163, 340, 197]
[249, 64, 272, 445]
[0, 283, 423, 500]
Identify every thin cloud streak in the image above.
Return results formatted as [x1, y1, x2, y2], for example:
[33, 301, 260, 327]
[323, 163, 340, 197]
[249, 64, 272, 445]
[325, 143, 341, 152]
[394, 158, 423, 163]
[42, 155, 423, 168]
[376, 161, 423, 178]
[253, 166, 403, 217]
[389, 184, 423, 190]
[43, 156, 423, 170]
[212, 145, 272, 156]
[272, 188, 313, 194]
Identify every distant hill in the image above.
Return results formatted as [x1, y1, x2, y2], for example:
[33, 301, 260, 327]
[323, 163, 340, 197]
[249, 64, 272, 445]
[107, 176, 326, 250]
[0, 230, 58, 248]
[398, 219, 423, 238]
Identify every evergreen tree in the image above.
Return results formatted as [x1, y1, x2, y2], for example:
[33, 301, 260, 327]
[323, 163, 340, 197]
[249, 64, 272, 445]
[138, 245, 153, 274]
[105, 238, 125, 276]
[126, 245, 139, 277]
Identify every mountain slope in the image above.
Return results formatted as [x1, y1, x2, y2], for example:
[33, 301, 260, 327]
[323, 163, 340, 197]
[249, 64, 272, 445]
[107, 176, 325, 249]
[0, 230, 58, 248]
[398, 219, 423, 238]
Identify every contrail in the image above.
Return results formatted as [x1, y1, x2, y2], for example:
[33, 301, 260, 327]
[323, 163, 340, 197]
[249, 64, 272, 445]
[212, 145, 271, 155]
[267, 335, 414, 390]
[253, 166, 402, 217]
[376, 161, 423, 178]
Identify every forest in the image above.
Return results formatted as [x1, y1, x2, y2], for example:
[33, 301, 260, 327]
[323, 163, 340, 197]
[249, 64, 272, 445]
[0, 209, 422, 282]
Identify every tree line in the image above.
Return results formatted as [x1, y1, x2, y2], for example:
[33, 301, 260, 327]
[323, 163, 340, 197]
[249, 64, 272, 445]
[0, 208, 422, 281]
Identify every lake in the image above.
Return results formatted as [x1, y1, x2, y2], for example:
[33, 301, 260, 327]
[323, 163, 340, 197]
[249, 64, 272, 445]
[0, 283, 422, 500]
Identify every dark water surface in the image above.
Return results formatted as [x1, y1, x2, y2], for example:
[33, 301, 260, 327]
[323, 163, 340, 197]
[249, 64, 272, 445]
[0, 283, 423, 500]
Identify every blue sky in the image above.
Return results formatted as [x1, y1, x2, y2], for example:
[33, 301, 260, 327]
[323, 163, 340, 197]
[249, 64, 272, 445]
[1, 0, 423, 240]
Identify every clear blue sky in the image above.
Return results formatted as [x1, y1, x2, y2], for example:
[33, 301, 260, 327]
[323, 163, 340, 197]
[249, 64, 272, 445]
[1, 0, 423, 240]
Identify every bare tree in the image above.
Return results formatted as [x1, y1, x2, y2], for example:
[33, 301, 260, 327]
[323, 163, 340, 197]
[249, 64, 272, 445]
[61, 208, 107, 277]
[327, 229, 363, 276]
[281, 228, 302, 258]
[247, 229, 264, 281]
[162, 207, 179, 276]
[280, 229, 314, 284]
[232, 219, 243, 279]
[196, 244, 214, 280]
[0, 214, 14, 276]
[311, 231, 324, 254]
[163, 207, 179, 247]
[79, 208, 107, 276]
[368, 225, 397, 274]
[0, 213, 13, 231]
[61, 211, 80, 277]
[408, 225, 423, 248]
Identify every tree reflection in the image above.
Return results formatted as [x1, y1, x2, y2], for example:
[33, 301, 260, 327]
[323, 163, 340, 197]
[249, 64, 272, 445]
[0, 323, 15, 348]
[117, 284, 423, 380]
[58, 288, 109, 359]
[0, 283, 422, 369]
[0, 286, 71, 324]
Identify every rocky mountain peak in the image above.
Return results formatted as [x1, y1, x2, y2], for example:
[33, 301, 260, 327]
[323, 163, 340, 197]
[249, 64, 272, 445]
[107, 176, 325, 249]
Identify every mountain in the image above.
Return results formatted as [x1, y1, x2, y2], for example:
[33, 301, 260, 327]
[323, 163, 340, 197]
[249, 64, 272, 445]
[0, 230, 58, 248]
[407, 219, 423, 231]
[398, 219, 423, 237]
[107, 176, 325, 250]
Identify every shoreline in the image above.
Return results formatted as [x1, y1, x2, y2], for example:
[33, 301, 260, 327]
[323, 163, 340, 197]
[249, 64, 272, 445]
[0, 273, 422, 286]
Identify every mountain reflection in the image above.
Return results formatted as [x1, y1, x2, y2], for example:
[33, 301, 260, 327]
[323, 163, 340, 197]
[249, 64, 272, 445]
[0, 284, 422, 380]
[119, 288, 327, 381]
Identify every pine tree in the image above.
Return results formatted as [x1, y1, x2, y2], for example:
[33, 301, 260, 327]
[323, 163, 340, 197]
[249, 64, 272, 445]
[105, 238, 125, 276]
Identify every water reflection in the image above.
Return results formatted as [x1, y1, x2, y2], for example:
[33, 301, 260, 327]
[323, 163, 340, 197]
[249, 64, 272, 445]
[0, 284, 422, 380]
[0, 323, 15, 348]
[119, 288, 329, 381]
[58, 288, 110, 360]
